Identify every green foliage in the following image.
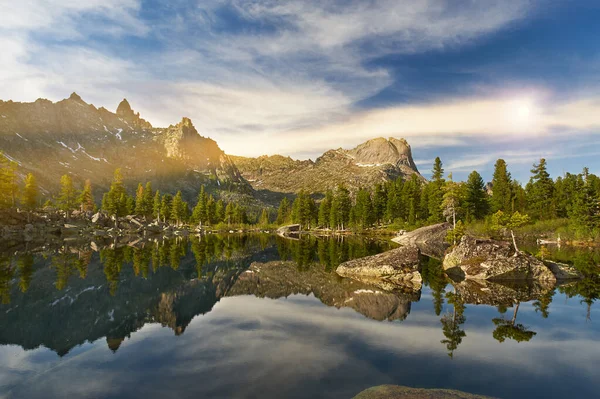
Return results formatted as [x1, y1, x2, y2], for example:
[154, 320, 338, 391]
[102, 169, 131, 218]
[526, 158, 555, 220]
[427, 157, 445, 222]
[291, 190, 316, 229]
[318, 190, 333, 229]
[21, 173, 39, 211]
[464, 171, 489, 221]
[276, 197, 291, 225]
[446, 220, 465, 245]
[78, 179, 95, 212]
[57, 174, 77, 212]
[491, 159, 512, 213]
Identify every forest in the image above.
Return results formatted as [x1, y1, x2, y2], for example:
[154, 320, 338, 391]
[1, 153, 599, 239]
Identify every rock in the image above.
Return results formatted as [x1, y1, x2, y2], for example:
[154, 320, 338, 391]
[277, 224, 301, 237]
[353, 385, 495, 399]
[544, 261, 583, 280]
[336, 246, 421, 287]
[450, 278, 556, 307]
[63, 224, 78, 229]
[93, 230, 107, 237]
[91, 212, 103, 224]
[392, 223, 450, 259]
[443, 236, 564, 281]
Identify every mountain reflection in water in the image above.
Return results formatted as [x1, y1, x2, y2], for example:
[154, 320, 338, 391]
[0, 234, 599, 399]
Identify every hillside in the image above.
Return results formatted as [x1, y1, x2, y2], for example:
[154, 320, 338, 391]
[231, 137, 423, 196]
[0, 94, 251, 202]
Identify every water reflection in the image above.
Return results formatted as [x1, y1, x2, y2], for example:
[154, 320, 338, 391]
[0, 235, 599, 398]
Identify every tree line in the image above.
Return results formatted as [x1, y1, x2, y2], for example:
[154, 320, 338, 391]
[276, 157, 600, 236]
[0, 157, 272, 228]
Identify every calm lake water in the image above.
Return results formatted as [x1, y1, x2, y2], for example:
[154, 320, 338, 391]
[0, 234, 599, 399]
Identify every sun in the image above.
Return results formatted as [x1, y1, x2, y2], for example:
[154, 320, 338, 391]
[507, 98, 537, 127]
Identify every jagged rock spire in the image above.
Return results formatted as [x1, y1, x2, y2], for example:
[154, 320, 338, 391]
[68, 92, 85, 103]
[116, 98, 133, 117]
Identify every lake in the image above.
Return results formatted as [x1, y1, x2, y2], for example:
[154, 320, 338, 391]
[0, 234, 598, 399]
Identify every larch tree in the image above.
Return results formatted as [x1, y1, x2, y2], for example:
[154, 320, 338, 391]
[78, 179, 95, 212]
[22, 173, 39, 220]
[57, 174, 77, 213]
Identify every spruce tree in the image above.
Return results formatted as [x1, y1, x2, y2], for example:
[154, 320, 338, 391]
[428, 157, 445, 222]
[372, 184, 387, 224]
[331, 185, 351, 230]
[207, 195, 216, 224]
[464, 171, 489, 221]
[526, 158, 555, 220]
[192, 186, 208, 226]
[354, 188, 374, 229]
[160, 193, 172, 223]
[143, 182, 154, 217]
[225, 202, 234, 226]
[215, 199, 225, 223]
[103, 169, 129, 219]
[491, 159, 512, 213]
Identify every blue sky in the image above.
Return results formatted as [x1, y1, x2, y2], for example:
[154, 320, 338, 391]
[1, 0, 600, 181]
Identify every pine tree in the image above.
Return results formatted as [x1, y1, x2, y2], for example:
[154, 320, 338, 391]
[21, 173, 39, 213]
[372, 184, 387, 225]
[134, 183, 145, 215]
[331, 185, 351, 230]
[78, 179, 95, 212]
[206, 195, 216, 224]
[526, 158, 555, 220]
[143, 182, 153, 217]
[160, 193, 172, 223]
[225, 202, 234, 226]
[215, 199, 225, 223]
[259, 209, 270, 226]
[491, 159, 512, 213]
[191, 186, 208, 226]
[171, 191, 186, 225]
[318, 190, 333, 229]
[569, 169, 600, 232]
[353, 188, 374, 229]
[57, 174, 77, 213]
[464, 171, 489, 221]
[428, 157, 445, 222]
[153, 190, 161, 221]
[276, 197, 290, 225]
[103, 169, 130, 219]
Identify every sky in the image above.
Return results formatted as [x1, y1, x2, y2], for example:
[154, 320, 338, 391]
[1, 0, 600, 181]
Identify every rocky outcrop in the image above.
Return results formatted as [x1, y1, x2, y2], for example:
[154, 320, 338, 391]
[276, 224, 301, 238]
[353, 385, 495, 399]
[336, 246, 422, 289]
[392, 223, 450, 259]
[228, 261, 419, 321]
[231, 137, 423, 197]
[443, 236, 581, 281]
[0, 93, 252, 204]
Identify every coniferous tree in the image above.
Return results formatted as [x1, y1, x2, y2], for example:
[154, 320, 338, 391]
[491, 159, 512, 213]
[57, 174, 77, 213]
[353, 187, 374, 229]
[569, 168, 600, 233]
[318, 190, 333, 229]
[171, 191, 186, 225]
[192, 186, 208, 226]
[160, 193, 172, 223]
[103, 169, 130, 220]
[225, 202, 234, 226]
[21, 173, 39, 213]
[276, 197, 291, 225]
[259, 209, 270, 226]
[428, 157, 445, 222]
[331, 185, 351, 230]
[134, 183, 145, 215]
[207, 195, 217, 224]
[215, 199, 225, 223]
[78, 179, 95, 212]
[526, 158, 555, 220]
[464, 171, 489, 221]
[153, 190, 161, 221]
[142, 182, 154, 217]
[372, 184, 387, 225]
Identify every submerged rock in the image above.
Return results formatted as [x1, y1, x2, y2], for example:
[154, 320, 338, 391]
[443, 236, 581, 281]
[336, 246, 421, 288]
[353, 385, 495, 399]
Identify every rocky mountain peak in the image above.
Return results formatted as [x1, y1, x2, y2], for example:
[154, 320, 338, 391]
[347, 137, 418, 171]
[116, 99, 133, 116]
[68, 92, 85, 103]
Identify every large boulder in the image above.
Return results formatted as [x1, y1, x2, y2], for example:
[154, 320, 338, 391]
[336, 246, 421, 288]
[443, 236, 580, 281]
[392, 223, 450, 259]
[353, 385, 495, 399]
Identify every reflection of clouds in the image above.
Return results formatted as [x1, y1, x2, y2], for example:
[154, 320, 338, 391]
[2, 293, 600, 398]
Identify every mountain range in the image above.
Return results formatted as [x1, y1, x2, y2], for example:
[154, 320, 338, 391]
[0, 94, 423, 206]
